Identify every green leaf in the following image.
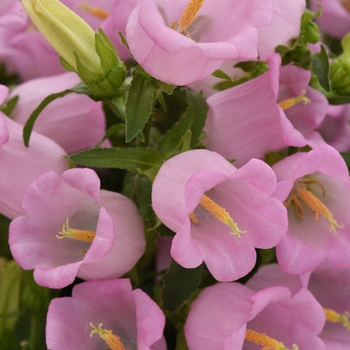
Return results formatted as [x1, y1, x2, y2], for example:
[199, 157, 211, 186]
[162, 260, 203, 312]
[0, 95, 19, 117]
[212, 69, 233, 81]
[94, 124, 125, 147]
[22, 83, 89, 147]
[340, 152, 350, 168]
[125, 68, 158, 142]
[157, 89, 208, 156]
[311, 45, 330, 92]
[0, 260, 21, 335]
[70, 147, 162, 171]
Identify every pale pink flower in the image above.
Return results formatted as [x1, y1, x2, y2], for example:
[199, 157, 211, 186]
[9, 168, 146, 288]
[272, 145, 350, 274]
[184, 282, 325, 350]
[152, 149, 287, 282]
[126, 0, 274, 85]
[46, 279, 166, 350]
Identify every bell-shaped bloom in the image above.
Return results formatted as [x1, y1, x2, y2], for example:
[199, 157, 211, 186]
[125, 0, 274, 85]
[0, 86, 69, 219]
[46, 278, 166, 350]
[9, 168, 146, 289]
[310, 0, 350, 39]
[204, 53, 328, 167]
[247, 263, 350, 350]
[152, 149, 288, 282]
[9, 72, 108, 154]
[272, 144, 350, 274]
[317, 104, 350, 152]
[184, 281, 325, 350]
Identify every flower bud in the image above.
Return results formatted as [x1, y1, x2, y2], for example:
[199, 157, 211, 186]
[330, 32, 350, 95]
[22, 0, 126, 99]
[330, 58, 350, 95]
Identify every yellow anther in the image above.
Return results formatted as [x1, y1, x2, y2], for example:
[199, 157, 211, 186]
[90, 323, 126, 350]
[278, 91, 310, 111]
[56, 218, 96, 243]
[324, 308, 350, 330]
[190, 213, 199, 224]
[171, 0, 205, 34]
[77, 2, 109, 19]
[245, 329, 298, 350]
[199, 194, 246, 237]
[285, 180, 344, 234]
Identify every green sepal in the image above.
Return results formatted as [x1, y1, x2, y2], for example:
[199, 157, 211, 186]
[162, 260, 203, 312]
[70, 147, 162, 172]
[156, 80, 176, 95]
[125, 67, 158, 142]
[59, 56, 76, 72]
[95, 29, 120, 70]
[264, 151, 284, 167]
[0, 95, 19, 117]
[157, 89, 208, 156]
[212, 69, 233, 81]
[23, 82, 88, 147]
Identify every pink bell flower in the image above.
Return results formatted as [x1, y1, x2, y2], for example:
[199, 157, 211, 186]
[46, 278, 166, 350]
[184, 281, 325, 350]
[9, 72, 109, 154]
[272, 144, 350, 274]
[125, 0, 274, 85]
[247, 263, 350, 350]
[9, 168, 146, 288]
[0, 85, 69, 219]
[152, 149, 287, 282]
[204, 53, 328, 167]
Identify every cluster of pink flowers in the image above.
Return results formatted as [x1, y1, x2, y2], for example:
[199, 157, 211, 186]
[1, 0, 350, 349]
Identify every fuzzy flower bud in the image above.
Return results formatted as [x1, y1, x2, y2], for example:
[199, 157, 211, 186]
[330, 32, 350, 95]
[21, 0, 126, 100]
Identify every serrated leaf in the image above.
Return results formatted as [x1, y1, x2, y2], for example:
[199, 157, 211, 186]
[311, 45, 330, 92]
[157, 89, 208, 156]
[0, 95, 19, 117]
[212, 69, 233, 81]
[70, 147, 162, 171]
[162, 260, 203, 312]
[23, 83, 89, 147]
[125, 68, 158, 142]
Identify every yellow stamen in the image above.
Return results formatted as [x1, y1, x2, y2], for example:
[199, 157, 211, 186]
[171, 0, 205, 34]
[90, 323, 126, 350]
[199, 194, 246, 237]
[245, 329, 298, 350]
[285, 180, 344, 234]
[190, 213, 199, 224]
[324, 308, 350, 330]
[77, 2, 109, 19]
[56, 218, 96, 243]
[278, 91, 310, 111]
